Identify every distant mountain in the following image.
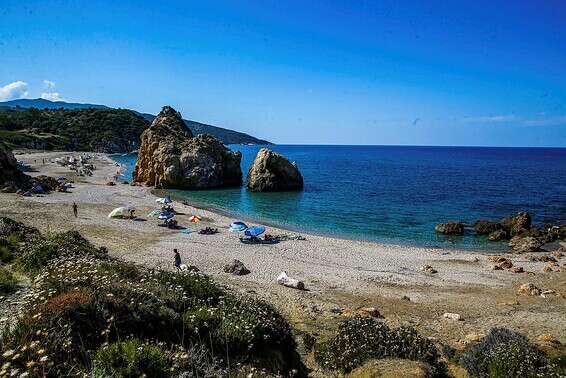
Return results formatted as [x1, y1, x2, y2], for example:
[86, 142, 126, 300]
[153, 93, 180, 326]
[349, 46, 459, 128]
[1, 98, 108, 110]
[0, 98, 271, 145]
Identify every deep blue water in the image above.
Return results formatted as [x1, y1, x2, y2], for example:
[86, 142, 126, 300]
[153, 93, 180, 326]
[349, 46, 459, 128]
[113, 145, 566, 250]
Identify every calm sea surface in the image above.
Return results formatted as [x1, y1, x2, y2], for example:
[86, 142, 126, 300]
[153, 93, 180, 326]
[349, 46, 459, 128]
[113, 145, 566, 250]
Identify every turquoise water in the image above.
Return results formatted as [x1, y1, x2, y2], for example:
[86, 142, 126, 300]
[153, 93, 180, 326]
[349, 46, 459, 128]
[113, 145, 566, 250]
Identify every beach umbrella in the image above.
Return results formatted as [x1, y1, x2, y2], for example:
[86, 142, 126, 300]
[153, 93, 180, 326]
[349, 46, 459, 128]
[229, 221, 248, 232]
[156, 196, 173, 204]
[108, 207, 127, 218]
[244, 225, 266, 237]
[189, 215, 201, 223]
[158, 211, 174, 220]
[147, 209, 161, 217]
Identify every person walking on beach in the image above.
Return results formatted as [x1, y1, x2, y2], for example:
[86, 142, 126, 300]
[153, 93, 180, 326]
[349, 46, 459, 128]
[174, 249, 182, 271]
[72, 202, 78, 218]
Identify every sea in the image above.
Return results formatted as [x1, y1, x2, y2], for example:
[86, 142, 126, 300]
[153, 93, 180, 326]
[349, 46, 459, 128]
[113, 145, 566, 251]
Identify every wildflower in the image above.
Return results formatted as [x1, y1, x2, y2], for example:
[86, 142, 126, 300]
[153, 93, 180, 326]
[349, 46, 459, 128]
[2, 350, 14, 358]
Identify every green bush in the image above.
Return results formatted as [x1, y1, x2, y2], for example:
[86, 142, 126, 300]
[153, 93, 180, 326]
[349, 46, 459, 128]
[0, 234, 20, 263]
[93, 339, 168, 378]
[16, 230, 107, 275]
[460, 328, 560, 377]
[314, 316, 445, 376]
[0, 266, 17, 295]
[0, 219, 305, 377]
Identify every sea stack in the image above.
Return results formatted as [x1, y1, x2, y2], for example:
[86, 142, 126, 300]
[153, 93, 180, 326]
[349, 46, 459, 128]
[247, 148, 303, 192]
[132, 106, 242, 189]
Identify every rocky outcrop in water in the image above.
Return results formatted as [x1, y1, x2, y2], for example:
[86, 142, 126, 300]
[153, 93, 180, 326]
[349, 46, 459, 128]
[473, 220, 501, 235]
[132, 106, 242, 189]
[501, 212, 531, 236]
[434, 221, 464, 235]
[246, 148, 303, 192]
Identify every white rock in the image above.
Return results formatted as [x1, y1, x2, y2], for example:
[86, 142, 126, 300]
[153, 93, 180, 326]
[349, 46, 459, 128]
[443, 312, 462, 321]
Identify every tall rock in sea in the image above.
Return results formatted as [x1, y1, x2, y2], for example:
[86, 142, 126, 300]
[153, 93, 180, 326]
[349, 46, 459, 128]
[132, 106, 242, 189]
[247, 148, 303, 192]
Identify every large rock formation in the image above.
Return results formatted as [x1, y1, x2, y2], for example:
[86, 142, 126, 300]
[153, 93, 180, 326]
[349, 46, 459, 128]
[132, 106, 242, 189]
[247, 148, 303, 192]
[0, 143, 30, 191]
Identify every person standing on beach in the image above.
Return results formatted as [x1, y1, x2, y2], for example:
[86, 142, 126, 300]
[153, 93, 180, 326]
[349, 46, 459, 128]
[174, 249, 182, 271]
[72, 202, 78, 218]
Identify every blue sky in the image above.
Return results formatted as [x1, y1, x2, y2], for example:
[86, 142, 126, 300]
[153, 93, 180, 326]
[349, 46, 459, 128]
[1, 0, 565, 146]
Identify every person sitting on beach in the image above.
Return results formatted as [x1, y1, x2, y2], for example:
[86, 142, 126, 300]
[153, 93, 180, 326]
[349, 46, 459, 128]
[129, 209, 135, 219]
[174, 249, 181, 271]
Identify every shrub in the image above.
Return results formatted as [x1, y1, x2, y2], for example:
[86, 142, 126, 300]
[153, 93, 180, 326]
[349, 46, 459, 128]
[314, 316, 445, 376]
[16, 230, 107, 275]
[0, 234, 20, 263]
[460, 327, 560, 377]
[0, 266, 17, 295]
[93, 339, 168, 378]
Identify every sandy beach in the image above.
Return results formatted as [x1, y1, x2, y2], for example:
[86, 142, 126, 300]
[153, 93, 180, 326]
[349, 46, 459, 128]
[2, 151, 565, 350]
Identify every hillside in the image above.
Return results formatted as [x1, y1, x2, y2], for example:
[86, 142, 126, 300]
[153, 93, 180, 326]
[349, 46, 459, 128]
[0, 107, 147, 153]
[0, 98, 272, 145]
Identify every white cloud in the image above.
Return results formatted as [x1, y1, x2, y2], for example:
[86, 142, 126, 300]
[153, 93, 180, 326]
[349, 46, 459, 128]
[0, 81, 29, 101]
[43, 80, 56, 90]
[463, 114, 566, 127]
[40, 92, 63, 101]
[40, 80, 64, 101]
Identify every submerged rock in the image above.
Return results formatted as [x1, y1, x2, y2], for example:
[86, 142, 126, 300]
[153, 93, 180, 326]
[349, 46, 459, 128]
[247, 148, 303, 192]
[488, 229, 508, 241]
[473, 220, 501, 235]
[434, 221, 464, 235]
[133, 106, 242, 189]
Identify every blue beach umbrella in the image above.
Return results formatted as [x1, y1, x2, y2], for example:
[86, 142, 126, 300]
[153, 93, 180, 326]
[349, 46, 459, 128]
[244, 225, 266, 237]
[229, 221, 248, 232]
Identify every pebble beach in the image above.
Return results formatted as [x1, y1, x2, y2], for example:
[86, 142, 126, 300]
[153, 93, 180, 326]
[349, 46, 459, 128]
[2, 150, 565, 349]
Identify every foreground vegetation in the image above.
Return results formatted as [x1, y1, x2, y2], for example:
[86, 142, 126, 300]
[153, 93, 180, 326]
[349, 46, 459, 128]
[0, 216, 564, 377]
[0, 108, 148, 152]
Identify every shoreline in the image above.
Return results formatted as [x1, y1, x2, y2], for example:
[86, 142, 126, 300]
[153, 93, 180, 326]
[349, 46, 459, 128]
[2, 150, 565, 349]
[159, 188, 505, 254]
[113, 153, 507, 254]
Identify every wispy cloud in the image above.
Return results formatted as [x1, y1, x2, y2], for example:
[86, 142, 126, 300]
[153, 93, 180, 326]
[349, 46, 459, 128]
[43, 80, 56, 90]
[522, 116, 566, 127]
[463, 114, 566, 127]
[40, 92, 63, 101]
[40, 79, 64, 101]
[462, 114, 518, 123]
[0, 81, 29, 101]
